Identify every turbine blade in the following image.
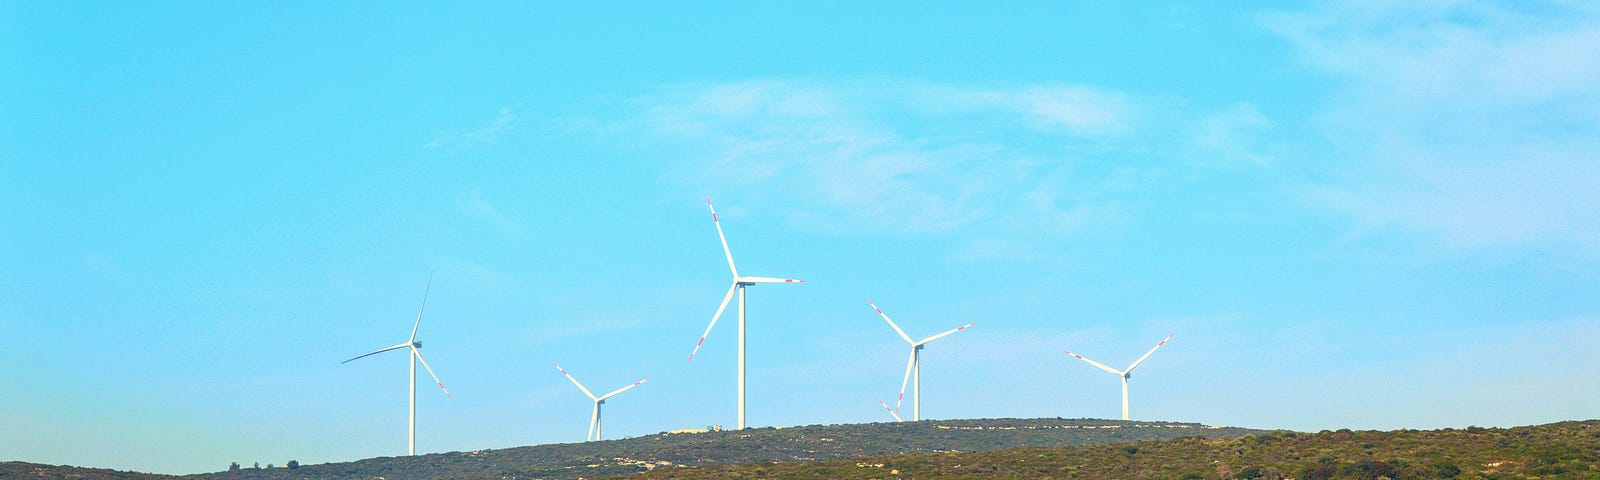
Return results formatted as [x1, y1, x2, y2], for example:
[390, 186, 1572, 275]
[553, 362, 598, 400]
[341, 343, 411, 364]
[917, 322, 976, 345]
[878, 400, 904, 422]
[1065, 350, 1124, 377]
[1125, 332, 1175, 372]
[708, 197, 739, 278]
[413, 348, 452, 399]
[894, 348, 915, 412]
[410, 272, 434, 343]
[740, 276, 805, 284]
[688, 283, 739, 362]
[597, 378, 650, 401]
[868, 300, 915, 345]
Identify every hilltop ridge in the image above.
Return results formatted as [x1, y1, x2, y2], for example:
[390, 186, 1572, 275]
[199, 418, 1259, 480]
[8, 419, 1598, 480]
[629, 419, 1600, 480]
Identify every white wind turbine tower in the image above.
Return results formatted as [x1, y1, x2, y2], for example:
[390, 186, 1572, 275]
[686, 197, 804, 430]
[553, 362, 649, 441]
[1064, 333, 1174, 421]
[342, 276, 453, 456]
[869, 300, 975, 422]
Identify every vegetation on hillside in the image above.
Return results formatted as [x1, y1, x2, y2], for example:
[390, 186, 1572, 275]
[196, 418, 1258, 480]
[0, 462, 180, 480]
[15, 419, 1593, 480]
[627, 420, 1600, 480]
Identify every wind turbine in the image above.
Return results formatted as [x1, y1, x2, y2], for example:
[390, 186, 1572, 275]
[1064, 333, 1174, 421]
[869, 300, 975, 422]
[342, 276, 453, 456]
[686, 197, 804, 430]
[553, 362, 648, 441]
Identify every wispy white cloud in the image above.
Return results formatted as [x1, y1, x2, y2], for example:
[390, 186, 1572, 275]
[627, 79, 1261, 256]
[1265, 1, 1600, 257]
[1192, 104, 1276, 167]
[913, 83, 1138, 135]
[1015, 86, 1136, 134]
[425, 105, 518, 149]
[457, 187, 524, 236]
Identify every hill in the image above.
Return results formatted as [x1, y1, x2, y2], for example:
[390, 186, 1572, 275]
[0, 462, 180, 480]
[13, 420, 1597, 479]
[626, 420, 1600, 479]
[194, 418, 1260, 480]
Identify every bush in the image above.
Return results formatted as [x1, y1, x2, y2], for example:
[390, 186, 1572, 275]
[1301, 458, 1338, 480]
[1344, 459, 1398, 480]
[1431, 461, 1461, 478]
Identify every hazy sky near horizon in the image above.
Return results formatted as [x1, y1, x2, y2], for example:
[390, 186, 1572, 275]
[4, 0, 1599, 474]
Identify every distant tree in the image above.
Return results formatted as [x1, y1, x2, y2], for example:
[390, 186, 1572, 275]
[252, 462, 259, 469]
[266, 464, 274, 469]
[287, 460, 299, 470]
[228, 462, 240, 471]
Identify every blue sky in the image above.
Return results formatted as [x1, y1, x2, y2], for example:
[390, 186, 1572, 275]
[3, 0, 1598, 474]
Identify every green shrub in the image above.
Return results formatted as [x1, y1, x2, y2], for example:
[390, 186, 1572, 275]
[1431, 461, 1461, 478]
